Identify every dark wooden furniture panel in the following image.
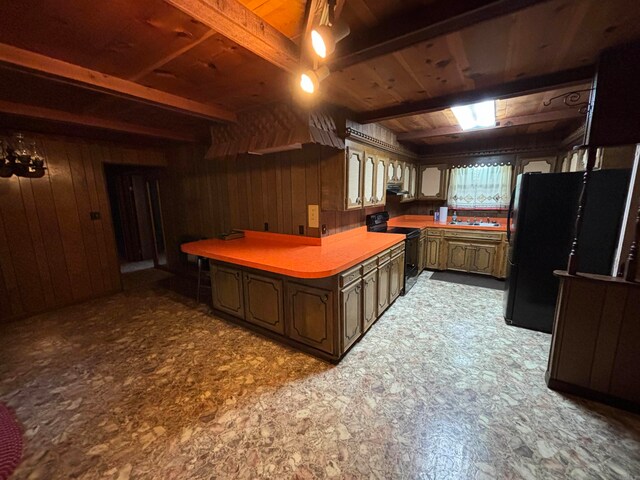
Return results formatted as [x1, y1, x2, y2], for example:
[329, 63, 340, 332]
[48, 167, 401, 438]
[389, 252, 405, 302]
[286, 282, 335, 355]
[377, 260, 391, 316]
[211, 264, 245, 319]
[547, 272, 640, 410]
[243, 272, 284, 334]
[340, 280, 362, 352]
[362, 269, 378, 332]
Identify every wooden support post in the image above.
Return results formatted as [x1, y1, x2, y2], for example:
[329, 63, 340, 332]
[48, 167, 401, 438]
[567, 145, 597, 275]
[624, 204, 640, 282]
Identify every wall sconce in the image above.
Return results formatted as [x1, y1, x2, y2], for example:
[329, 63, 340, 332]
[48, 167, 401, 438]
[299, 66, 330, 94]
[0, 133, 47, 178]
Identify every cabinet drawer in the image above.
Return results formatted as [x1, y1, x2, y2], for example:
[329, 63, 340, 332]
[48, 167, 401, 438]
[391, 243, 405, 258]
[378, 250, 391, 266]
[420, 228, 427, 239]
[339, 264, 362, 288]
[362, 256, 378, 275]
[443, 230, 502, 242]
[427, 229, 443, 236]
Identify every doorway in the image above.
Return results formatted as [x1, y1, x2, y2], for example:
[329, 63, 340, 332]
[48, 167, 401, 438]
[104, 164, 168, 282]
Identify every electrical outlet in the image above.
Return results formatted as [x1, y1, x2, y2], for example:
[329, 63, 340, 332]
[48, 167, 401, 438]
[308, 204, 319, 228]
[322, 224, 327, 235]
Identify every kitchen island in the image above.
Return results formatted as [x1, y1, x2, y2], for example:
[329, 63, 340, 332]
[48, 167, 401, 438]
[182, 227, 406, 362]
[389, 215, 509, 278]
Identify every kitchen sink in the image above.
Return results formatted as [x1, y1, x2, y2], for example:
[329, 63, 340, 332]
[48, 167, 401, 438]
[450, 221, 501, 227]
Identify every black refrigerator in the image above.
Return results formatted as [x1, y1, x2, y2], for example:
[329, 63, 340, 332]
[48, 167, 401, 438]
[503, 169, 630, 333]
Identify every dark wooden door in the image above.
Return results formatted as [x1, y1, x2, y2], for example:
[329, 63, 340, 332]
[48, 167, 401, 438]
[341, 280, 362, 351]
[243, 272, 284, 334]
[286, 282, 335, 354]
[362, 269, 377, 332]
[377, 262, 390, 316]
[389, 252, 405, 302]
[211, 264, 244, 319]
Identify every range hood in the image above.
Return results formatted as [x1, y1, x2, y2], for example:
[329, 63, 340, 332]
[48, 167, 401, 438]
[206, 104, 344, 159]
[386, 184, 409, 195]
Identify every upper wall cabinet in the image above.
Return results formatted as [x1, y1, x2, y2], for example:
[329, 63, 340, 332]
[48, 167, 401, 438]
[346, 146, 364, 210]
[418, 164, 448, 200]
[514, 156, 557, 177]
[321, 140, 389, 212]
[400, 163, 418, 203]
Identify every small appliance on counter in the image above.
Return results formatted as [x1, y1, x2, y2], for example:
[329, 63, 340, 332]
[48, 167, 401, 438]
[365, 211, 421, 295]
[218, 230, 245, 240]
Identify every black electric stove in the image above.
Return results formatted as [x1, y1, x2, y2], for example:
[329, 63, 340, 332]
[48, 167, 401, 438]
[365, 212, 420, 295]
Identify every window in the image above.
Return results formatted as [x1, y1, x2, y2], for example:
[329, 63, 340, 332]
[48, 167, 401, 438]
[447, 164, 512, 210]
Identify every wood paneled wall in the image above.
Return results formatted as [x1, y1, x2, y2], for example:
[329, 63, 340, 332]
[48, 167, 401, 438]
[0, 132, 166, 323]
[161, 143, 389, 272]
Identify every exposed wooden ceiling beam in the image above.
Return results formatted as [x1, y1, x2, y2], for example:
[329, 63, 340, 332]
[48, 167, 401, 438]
[129, 30, 217, 81]
[331, 0, 552, 70]
[357, 65, 595, 123]
[165, 0, 300, 73]
[398, 109, 585, 141]
[0, 100, 199, 142]
[0, 43, 236, 123]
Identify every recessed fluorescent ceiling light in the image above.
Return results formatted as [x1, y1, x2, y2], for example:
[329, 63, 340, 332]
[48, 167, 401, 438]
[451, 100, 496, 130]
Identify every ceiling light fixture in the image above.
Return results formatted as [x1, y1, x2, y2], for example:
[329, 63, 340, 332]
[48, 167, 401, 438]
[310, 21, 350, 59]
[310, 0, 350, 59]
[299, 66, 330, 94]
[451, 100, 496, 130]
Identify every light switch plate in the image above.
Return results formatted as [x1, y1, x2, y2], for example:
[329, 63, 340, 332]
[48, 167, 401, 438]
[308, 204, 319, 228]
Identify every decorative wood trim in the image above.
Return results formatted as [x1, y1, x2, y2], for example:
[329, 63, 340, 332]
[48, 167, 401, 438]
[165, 0, 300, 73]
[0, 100, 198, 142]
[420, 145, 560, 161]
[331, 0, 551, 70]
[345, 127, 418, 158]
[0, 43, 236, 123]
[356, 66, 595, 123]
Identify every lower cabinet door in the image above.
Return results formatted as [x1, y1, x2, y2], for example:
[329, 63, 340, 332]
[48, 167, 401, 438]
[426, 236, 441, 269]
[446, 242, 468, 272]
[377, 263, 390, 316]
[389, 252, 405, 302]
[243, 272, 284, 334]
[362, 270, 378, 332]
[418, 236, 426, 271]
[468, 244, 497, 275]
[286, 282, 335, 354]
[340, 281, 362, 351]
[211, 264, 245, 319]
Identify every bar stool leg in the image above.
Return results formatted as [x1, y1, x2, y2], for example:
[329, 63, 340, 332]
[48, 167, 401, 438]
[197, 256, 202, 303]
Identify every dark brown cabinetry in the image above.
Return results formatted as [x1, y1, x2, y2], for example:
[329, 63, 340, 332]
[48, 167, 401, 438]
[389, 252, 405, 302]
[287, 282, 335, 355]
[362, 270, 378, 332]
[340, 280, 362, 351]
[208, 242, 404, 362]
[211, 264, 245, 319]
[243, 272, 284, 334]
[377, 260, 391, 316]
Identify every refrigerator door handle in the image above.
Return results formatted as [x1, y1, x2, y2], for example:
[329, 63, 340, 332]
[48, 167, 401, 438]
[506, 187, 516, 243]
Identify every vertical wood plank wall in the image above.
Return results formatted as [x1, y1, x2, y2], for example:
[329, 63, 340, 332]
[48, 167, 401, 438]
[161, 144, 387, 272]
[0, 133, 166, 323]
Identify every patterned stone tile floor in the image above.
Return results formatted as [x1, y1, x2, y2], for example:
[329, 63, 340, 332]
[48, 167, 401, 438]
[1, 273, 639, 480]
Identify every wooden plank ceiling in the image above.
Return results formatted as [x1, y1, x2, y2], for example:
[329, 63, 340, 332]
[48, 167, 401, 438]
[0, 0, 638, 145]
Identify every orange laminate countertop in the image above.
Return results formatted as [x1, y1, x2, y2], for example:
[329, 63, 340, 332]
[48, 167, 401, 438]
[389, 215, 507, 232]
[181, 227, 405, 279]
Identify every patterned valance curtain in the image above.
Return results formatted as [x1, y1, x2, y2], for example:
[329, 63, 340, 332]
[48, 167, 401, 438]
[447, 164, 512, 210]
